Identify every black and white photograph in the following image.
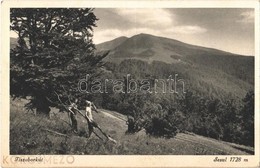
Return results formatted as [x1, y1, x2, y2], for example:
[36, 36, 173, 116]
[1, 0, 260, 167]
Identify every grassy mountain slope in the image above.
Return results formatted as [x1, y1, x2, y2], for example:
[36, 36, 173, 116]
[96, 33, 254, 101]
[96, 36, 128, 51]
[9, 34, 254, 147]
[98, 33, 234, 63]
[10, 99, 253, 155]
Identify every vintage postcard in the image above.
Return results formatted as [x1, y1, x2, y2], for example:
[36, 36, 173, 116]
[1, 0, 259, 167]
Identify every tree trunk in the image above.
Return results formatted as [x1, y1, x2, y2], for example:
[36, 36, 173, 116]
[35, 96, 51, 116]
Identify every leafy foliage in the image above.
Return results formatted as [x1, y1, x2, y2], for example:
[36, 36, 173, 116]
[99, 59, 254, 146]
[239, 91, 254, 146]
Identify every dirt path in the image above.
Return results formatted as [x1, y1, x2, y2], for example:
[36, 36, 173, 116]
[100, 110, 126, 122]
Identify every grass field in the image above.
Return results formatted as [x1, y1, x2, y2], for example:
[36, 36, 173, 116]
[10, 99, 253, 155]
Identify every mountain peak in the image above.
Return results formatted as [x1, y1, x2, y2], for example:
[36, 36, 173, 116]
[135, 33, 152, 37]
[97, 33, 247, 64]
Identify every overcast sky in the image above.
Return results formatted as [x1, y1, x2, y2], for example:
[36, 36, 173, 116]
[93, 8, 254, 56]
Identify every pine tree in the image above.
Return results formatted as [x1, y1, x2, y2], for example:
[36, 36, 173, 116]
[10, 8, 108, 115]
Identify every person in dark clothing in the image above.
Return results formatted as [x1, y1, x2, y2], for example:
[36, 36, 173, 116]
[126, 115, 135, 133]
[68, 99, 78, 133]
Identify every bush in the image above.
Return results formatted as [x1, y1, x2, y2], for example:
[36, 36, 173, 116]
[144, 109, 185, 138]
[145, 116, 177, 138]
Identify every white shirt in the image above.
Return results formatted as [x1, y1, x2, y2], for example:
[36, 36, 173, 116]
[86, 106, 93, 121]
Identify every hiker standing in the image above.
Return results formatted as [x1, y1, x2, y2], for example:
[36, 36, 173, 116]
[68, 98, 78, 133]
[85, 100, 99, 137]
